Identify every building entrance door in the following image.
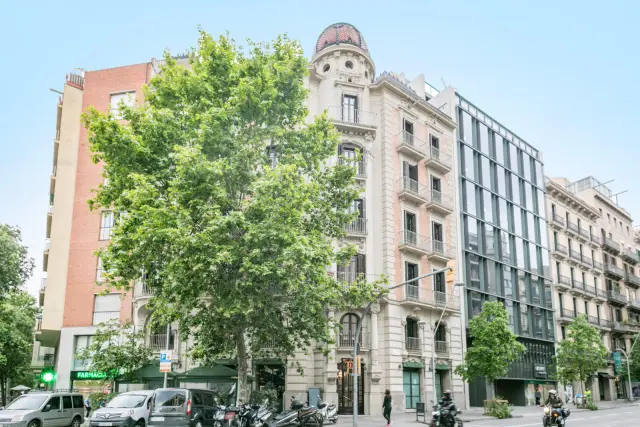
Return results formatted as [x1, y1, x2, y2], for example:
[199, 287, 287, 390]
[337, 359, 365, 415]
[403, 368, 421, 409]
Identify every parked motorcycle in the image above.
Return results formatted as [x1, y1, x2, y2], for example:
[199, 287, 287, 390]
[542, 405, 570, 426]
[268, 396, 323, 427]
[233, 401, 275, 427]
[315, 396, 338, 424]
[429, 402, 463, 427]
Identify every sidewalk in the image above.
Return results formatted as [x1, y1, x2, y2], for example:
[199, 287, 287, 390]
[334, 400, 638, 426]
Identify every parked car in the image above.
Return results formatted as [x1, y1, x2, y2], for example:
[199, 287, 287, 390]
[148, 388, 219, 427]
[0, 391, 84, 427]
[90, 390, 154, 427]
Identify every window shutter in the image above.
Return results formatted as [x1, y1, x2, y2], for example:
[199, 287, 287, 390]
[403, 161, 409, 178]
[361, 199, 366, 218]
[94, 294, 121, 312]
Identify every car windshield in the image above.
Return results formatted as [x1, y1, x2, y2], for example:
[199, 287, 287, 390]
[153, 391, 186, 409]
[5, 395, 49, 410]
[106, 394, 147, 408]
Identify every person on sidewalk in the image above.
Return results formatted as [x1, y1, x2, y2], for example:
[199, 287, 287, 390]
[383, 389, 392, 426]
[535, 387, 541, 406]
[84, 396, 91, 418]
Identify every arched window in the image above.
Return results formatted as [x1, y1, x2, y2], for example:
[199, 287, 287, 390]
[340, 313, 361, 346]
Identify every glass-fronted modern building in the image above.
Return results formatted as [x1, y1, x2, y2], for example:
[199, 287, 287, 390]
[455, 94, 556, 406]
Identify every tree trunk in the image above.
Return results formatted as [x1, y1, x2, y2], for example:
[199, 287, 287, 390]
[1, 375, 6, 407]
[485, 379, 496, 400]
[235, 327, 250, 405]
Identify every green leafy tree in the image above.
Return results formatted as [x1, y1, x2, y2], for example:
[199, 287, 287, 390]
[555, 315, 607, 395]
[622, 334, 640, 390]
[0, 291, 39, 405]
[455, 301, 525, 399]
[0, 225, 34, 296]
[82, 30, 384, 402]
[77, 319, 153, 383]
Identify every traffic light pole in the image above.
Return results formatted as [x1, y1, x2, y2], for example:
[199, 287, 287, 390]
[163, 323, 170, 388]
[351, 266, 452, 427]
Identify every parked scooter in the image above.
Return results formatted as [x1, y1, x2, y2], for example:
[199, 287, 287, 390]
[315, 396, 337, 424]
[268, 396, 323, 427]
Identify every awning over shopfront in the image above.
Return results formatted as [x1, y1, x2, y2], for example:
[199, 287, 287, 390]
[403, 361, 425, 369]
[435, 363, 450, 371]
[118, 362, 177, 384]
[178, 365, 238, 381]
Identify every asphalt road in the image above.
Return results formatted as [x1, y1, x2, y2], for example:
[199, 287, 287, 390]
[465, 404, 640, 427]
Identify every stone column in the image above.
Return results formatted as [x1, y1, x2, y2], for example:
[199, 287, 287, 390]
[369, 304, 382, 415]
[325, 309, 339, 404]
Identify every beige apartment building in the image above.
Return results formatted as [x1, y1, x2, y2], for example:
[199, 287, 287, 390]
[33, 23, 465, 414]
[547, 176, 640, 401]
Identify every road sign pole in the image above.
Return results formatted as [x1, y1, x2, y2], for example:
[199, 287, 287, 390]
[163, 324, 170, 388]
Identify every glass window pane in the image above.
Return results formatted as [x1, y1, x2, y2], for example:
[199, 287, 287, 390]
[505, 300, 515, 332]
[518, 271, 528, 303]
[485, 224, 496, 258]
[541, 248, 551, 278]
[500, 230, 512, 264]
[463, 145, 475, 180]
[499, 198, 508, 230]
[469, 255, 481, 289]
[511, 174, 520, 204]
[516, 237, 526, 269]
[513, 207, 522, 236]
[503, 266, 514, 298]
[522, 152, 532, 182]
[535, 161, 544, 187]
[537, 189, 547, 219]
[481, 156, 491, 187]
[461, 111, 473, 144]
[495, 133, 505, 165]
[486, 260, 497, 294]
[526, 212, 536, 242]
[538, 217, 548, 248]
[520, 304, 530, 336]
[479, 123, 490, 156]
[529, 242, 537, 273]
[483, 190, 494, 223]
[465, 181, 477, 216]
[531, 276, 541, 305]
[509, 143, 518, 172]
[533, 307, 543, 338]
[466, 216, 479, 252]
[546, 312, 555, 340]
[525, 183, 533, 211]
[496, 166, 507, 197]
[470, 291, 483, 316]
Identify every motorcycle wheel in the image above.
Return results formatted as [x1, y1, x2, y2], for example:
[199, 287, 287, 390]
[456, 419, 463, 427]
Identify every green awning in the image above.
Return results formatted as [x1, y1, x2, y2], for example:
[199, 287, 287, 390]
[254, 358, 284, 365]
[118, 362, 176, 383]
[178, 365, 238, 379]
[436, 363, 450, 371]
[403, 361, 425, 369]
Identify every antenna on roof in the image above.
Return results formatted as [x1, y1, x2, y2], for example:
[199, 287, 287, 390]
[612, 190, 628, 205]
[592, 179, 614, 190]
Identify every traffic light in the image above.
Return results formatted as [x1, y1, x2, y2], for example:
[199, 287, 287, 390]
[446, 260, 455, 284]
[356, 356, 362, 376]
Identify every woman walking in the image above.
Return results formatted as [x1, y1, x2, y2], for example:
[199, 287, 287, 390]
[383, 389, 392, 426]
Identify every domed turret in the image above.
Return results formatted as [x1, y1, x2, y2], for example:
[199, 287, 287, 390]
[315, 23, 369, 55]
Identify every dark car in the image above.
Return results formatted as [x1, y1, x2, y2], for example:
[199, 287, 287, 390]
[148, 388, 219, 427]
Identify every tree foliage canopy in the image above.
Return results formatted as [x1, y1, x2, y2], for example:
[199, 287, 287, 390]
[555, 315, 607, 388]
[0, 225, 34, 295]
[78, 319, 153, 382]
[0, 291, 38, 405]
[455, 301, 525, 382]
[83, 30, 384, 401]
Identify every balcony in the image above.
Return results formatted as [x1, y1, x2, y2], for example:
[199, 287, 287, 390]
[593, 287, 607, 303]
[405, 337, 422, 353]
[336, 271, 380, 290]
[425, 239, 456, 263]
[580, 255, 593, 270]
[622, 249, 639, 265]
[558, 309, 576, 323]
[570, 280, 585, 296]
[568, 250, 582, 265]
[588, 316, 600, 327]
[396, 131, 427, 160]
[133, 280, 155, 299]
[147, 331, 178, 351]
[327, 105, 377, 131]
[602, 237, 621, 254]
[43, 238, 50, 272]
[339, 157, 367, 180]
[583, 283, 597, 299]
[612, 321, 630, 333]
[426, 189, 454, 215]
[604, 263, 625, 280]
[628, 299, 640, 312]
[399, 286, 461, 312]
[398, 230, 431, 257]
[397, 177, 429, 205]
[92, 311, 120, 325]
[344, 217, 368, 236]
[555, 275, 572, 292]
[435, 341, 450, 357]
[607, 289, 628, 306]
[552, 243, 568, 259]
[578, 228, 590, 242]
[50, 165, 57, 195]
[592, 260, 604, 273]
[566, 221, 580, 237]
[425, 146, 452, 174]
[338, 331, 371, 350]
[550, 213, 565, 230]
[624, 271, 640, 289]
[589, 234, 601, 248]
[39, 278, 46, 306]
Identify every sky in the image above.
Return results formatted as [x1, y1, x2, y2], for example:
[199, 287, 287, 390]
[1, 0, 639, 296]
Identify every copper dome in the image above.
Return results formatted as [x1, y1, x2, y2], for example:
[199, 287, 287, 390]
[315, 23, 368, 54]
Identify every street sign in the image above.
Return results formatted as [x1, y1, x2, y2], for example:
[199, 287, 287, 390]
[613, 351, 623, 374]
[160, 351, 172, 373]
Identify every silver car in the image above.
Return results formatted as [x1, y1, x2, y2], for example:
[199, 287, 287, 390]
[0, 392, 84, 427]
[90, 391, 154, 427]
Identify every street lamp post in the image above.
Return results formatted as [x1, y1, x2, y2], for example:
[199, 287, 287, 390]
[614, 348, 632, 402]
[350, 266, 458, 427]
[430, 282, 464, 405]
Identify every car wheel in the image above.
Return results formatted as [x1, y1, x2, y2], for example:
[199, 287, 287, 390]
[27, 421, 40, 427]
[135, 420, 145, 427]
[71, 417, 82, 427]
[196, 420, 203, 427]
